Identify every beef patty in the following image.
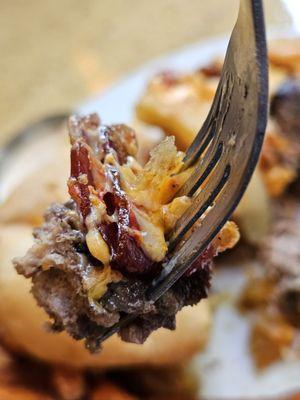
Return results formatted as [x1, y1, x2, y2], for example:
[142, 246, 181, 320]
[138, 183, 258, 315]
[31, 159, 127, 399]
[14, 200, 212, 351]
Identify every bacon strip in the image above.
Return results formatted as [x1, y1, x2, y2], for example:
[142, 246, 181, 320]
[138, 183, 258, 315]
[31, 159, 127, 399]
[69, 142, 94, 219]
[68, 115, 159, 277]
[100, 167, 158, 276]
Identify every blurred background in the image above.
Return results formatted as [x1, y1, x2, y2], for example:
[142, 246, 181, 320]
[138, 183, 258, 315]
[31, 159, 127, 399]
[1, 1, 300, 399]
[0, 0, 294, 144]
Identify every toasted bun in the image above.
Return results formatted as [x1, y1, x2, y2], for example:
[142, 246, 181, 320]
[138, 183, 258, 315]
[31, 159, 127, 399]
[0, 223, 211, 369]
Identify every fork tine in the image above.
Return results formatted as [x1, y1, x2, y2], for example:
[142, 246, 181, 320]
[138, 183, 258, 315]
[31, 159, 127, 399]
[182, 71, 234, 170]
[178, 61, 235, 197]
[168, 163, 231, 252]
[178, 139, 223, 197]
[182, 117, 216, 170]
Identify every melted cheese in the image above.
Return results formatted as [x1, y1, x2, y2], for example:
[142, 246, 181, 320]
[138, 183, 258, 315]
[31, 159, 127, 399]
[116, 137, 193, 261]
[86, 228, 110, 265]
[86, 265, 121, 301]
[133, 206, 167, 262]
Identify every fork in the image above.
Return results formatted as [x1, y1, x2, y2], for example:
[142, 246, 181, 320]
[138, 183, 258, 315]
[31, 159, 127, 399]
[96, 0, 268, 344]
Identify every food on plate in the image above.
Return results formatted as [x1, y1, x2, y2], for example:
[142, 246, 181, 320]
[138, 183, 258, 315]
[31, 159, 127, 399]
[238, 198, 300, 369]
[13, 113, 239, 352]
[136, 68, 217, 150]
[262, 199, 300, 326]
[134, 56, 300, 246]
[136, 60, 300, 199]
[250, 311, 296, 369]
[238, 77, 300, 367]
[271, 78, 300, 139]
[258, 124, 298, 197]
[268, 38, 300, 74]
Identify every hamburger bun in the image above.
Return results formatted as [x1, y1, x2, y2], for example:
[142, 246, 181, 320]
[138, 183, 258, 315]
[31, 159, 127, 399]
[0, 223, 211, 369]
[0, 160, 69, 226]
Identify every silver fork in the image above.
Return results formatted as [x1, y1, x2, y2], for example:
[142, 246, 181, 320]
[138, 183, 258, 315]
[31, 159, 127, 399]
[96, 0, 268, 343]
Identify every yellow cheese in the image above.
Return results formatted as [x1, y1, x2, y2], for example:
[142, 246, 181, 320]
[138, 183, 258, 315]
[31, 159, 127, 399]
[86, 228, 110, 265]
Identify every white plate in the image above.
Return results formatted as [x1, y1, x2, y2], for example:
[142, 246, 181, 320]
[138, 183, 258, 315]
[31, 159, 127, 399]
[77, 29, 300, 399]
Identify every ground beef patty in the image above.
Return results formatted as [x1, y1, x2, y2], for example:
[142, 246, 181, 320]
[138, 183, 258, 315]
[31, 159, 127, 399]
[14, 200, 211, 351]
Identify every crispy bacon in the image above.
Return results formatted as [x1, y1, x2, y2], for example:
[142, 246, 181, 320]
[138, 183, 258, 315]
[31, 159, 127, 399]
[68, 115, 159, 277]
[101, 124, 137, 164]
[100, 168, 159, 276]
[69, 143, 94, 219]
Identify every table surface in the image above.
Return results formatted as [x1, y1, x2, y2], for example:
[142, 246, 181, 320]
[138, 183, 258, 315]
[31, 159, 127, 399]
[0, 0, 290, 144]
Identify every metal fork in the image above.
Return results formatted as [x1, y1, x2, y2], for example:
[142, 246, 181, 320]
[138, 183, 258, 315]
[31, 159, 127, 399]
[96, 0, 268, 343]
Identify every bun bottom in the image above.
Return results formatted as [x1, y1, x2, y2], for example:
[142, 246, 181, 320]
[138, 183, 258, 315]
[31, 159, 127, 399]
[0, 224, 211, 369]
